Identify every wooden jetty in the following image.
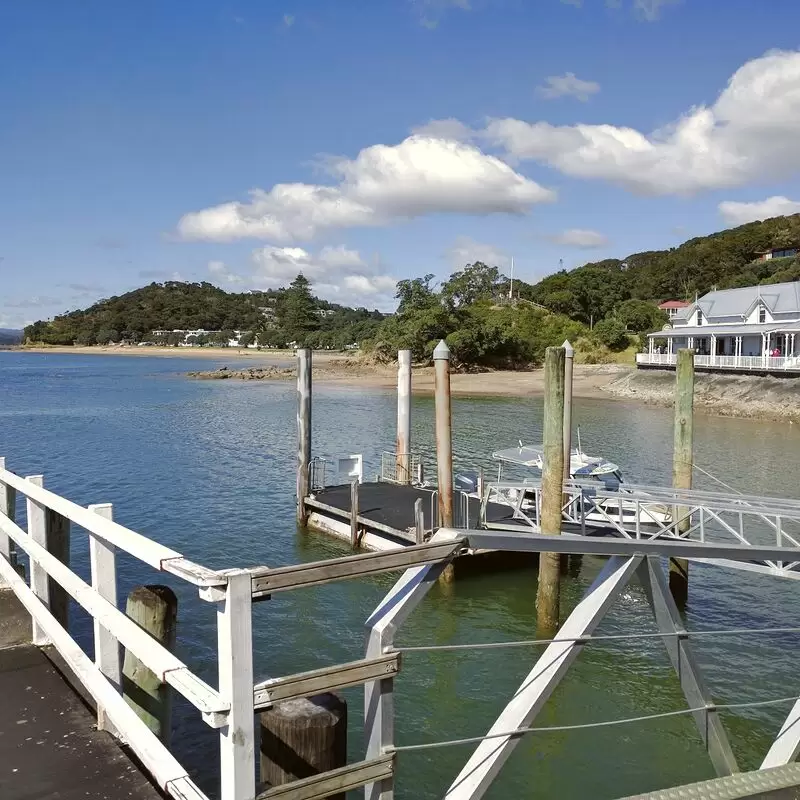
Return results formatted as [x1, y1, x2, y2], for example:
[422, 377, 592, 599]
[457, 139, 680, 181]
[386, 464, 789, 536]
[7, 345, 800, 799]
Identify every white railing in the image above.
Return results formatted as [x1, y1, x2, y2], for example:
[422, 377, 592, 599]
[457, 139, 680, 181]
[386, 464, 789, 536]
[380, 451, 422, 485]
[637, 353, 800, 371]
[0, 457, 252, 800]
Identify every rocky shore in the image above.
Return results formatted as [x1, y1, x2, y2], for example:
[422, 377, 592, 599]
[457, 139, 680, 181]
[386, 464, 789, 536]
[187, 365, 294, 380]
[606, 368, 800, 421]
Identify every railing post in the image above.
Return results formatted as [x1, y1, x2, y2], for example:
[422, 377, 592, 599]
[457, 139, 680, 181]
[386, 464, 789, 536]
[0, 458, 16, 572]
[217, 571, 255, 800]
[562, 340, 574, 486]
[297, 347, 312, 525]
[671, 348, 694, 609]
[536, 347, 565, 637]
[414, 498, 424, 544]
[396, 350, 412, 485]
[433, 340, 454, 528]
[89, 502, 121, 734]
[26, 475, 70, 643]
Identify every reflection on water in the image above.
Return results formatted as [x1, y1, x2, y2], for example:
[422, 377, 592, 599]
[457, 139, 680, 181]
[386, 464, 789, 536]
[2, 352, 800, 798]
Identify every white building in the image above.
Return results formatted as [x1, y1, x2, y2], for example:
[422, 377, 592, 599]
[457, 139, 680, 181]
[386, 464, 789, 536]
[640, 281, 800, 372]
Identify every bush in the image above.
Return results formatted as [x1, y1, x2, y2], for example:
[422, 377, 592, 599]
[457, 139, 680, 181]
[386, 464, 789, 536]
[591, 318, 629, 351]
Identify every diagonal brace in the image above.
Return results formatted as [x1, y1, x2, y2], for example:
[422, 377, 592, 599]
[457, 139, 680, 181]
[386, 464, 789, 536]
[638, 556, 738, 777]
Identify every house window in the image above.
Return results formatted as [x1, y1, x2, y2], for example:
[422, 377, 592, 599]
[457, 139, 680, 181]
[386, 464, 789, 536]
[696, 309, 703, 325]
[759, 304, 766, 324]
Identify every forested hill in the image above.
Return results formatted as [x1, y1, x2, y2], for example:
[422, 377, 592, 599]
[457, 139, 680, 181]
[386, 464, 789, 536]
[23, 280, 386, 349]
[522, 214, 800, 323]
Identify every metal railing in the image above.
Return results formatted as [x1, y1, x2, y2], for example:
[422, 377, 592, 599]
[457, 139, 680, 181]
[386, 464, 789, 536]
[380, 451, 421, 485]
[637, 352, 800, 371]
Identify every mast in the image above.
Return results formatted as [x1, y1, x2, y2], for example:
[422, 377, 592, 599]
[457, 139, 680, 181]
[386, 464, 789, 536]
[509, 256, 514, 301]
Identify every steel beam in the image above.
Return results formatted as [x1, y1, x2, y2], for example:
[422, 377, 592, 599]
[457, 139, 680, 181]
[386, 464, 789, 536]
[638, 557, 738, 777]
[444, 555, 643, 800]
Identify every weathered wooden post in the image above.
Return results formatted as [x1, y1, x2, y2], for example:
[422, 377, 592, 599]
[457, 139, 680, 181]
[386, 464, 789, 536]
[350, 479, 359, 548]
[396, 349, 412, 484]
[0, 458, 16, 575]
[259, 694, 347, 798]
[670, 348, 694, 608]
[297, 347, 312, 525]
[433, 340, 454, 529]
[536, 347, 566, 636]
[562, 340, 574, 484]
[25, 475, 70, 642]
[122, 585, 177, 745]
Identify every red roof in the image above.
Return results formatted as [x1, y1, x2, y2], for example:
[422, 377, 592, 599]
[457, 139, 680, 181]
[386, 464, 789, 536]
[658, 300, 691, 310]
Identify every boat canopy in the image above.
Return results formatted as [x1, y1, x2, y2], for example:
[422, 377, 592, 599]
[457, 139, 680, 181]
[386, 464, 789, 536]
[492, 444, 621, 477]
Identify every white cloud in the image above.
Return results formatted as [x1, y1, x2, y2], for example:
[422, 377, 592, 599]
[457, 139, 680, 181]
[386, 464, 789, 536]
[208, 260, 244, 284]
[410, 0, 471, 28]
[483, 49, 800, 196]
[633, 0, 679, 21]
[447, 236, 509, 269]
[411, 118, 474, 141]
[548, 229, 610, 248]
[537, 72, 600, 102]
[178, 136, 554, 242]
[251, 245, 398, 308]
[719, 196, 800, 226]
[283, 13, 295, 27]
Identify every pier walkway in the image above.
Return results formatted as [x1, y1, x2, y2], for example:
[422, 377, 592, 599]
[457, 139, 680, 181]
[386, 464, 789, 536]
[6, 453, 800, 799]
[0, 592, 163, 800]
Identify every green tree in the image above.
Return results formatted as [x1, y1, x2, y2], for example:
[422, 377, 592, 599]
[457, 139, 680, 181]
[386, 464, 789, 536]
[441, 262, 503, 308]
[591, 318, 629, 351]
[276, 274, 320, 344]
[614, 300, 667, 333]
[238, 331, 255, 347]
[395, 274, 437, 315]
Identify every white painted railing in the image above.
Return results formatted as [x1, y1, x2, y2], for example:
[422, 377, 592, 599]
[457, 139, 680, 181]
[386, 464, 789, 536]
[637, 353, 800, 371]
[0, 457, 250, 800]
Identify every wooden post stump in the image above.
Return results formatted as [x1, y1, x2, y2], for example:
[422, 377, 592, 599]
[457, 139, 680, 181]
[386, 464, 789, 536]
[122, 585, 177, 745]
[259, 693, 347, 798]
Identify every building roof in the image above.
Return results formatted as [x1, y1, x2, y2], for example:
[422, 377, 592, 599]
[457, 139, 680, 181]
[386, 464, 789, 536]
[649, 321, 800, 338]
[673, 281, 800, 322]
[658, 300, 690, 310]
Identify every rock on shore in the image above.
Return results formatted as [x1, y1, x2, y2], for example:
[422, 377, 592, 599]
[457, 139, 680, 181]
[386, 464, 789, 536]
[187, 366, 294, 380]
[606, 368, 800, 421]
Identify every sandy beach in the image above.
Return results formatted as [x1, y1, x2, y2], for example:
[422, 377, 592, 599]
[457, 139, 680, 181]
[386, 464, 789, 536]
[19, 344, 627, 398]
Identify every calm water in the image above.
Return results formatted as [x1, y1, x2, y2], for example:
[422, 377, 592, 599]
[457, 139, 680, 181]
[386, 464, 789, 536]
[2, 351, 800, 798]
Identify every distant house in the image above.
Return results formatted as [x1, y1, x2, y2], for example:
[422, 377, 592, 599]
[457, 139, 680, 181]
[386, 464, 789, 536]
[657, 300, 691, 320]
[641, 281, 800, 372]
[756, 246, 799, 261]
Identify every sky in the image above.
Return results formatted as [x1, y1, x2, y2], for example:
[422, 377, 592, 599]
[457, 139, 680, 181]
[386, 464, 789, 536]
[3, 0, 800, 328]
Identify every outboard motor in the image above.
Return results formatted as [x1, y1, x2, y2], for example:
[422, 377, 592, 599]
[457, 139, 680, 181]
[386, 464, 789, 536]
[454, 472, 479, 493]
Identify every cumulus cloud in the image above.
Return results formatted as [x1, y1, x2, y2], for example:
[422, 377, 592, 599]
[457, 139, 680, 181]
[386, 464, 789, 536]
[251, 245, 398, 308]
[177, 136, 554, 242]
[208, 260, 244, 284]
[547, 229, 610, 248]
[447, 236, 509, 269]
[537, 72, 600, 102]
[411, 118, 474, 141]
[483, 49, 800, 196]
[719, 196, 800, 226]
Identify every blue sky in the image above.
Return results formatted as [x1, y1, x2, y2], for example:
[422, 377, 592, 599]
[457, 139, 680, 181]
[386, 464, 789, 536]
[2, 0, 800, 327]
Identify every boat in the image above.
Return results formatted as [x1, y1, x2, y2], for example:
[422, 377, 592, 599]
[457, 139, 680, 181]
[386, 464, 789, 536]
[456, 441, 671, 532]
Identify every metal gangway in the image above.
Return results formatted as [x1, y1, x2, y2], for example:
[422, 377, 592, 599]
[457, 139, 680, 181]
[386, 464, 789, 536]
[5, 456, 800, 800]
[481, 477, 800, 580]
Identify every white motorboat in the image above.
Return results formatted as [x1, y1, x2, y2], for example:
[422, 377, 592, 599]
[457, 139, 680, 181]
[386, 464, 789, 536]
[456, 442, 672, 532]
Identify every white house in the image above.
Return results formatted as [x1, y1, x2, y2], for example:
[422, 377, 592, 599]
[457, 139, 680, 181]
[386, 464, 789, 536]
[640, 281, 800, 372]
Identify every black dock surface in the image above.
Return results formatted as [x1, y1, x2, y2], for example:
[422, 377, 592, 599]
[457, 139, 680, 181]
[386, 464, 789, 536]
[0, 643, 163, 800]
[310, 482, 517, 538]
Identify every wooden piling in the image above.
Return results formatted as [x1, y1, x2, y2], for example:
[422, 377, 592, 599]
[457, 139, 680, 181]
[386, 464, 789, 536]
[297, 347, 312, 525]
[670, 348, 694, 608]
[536, 347, 566, 636]
[396, 350, 412, 484]
[433, 340, 454, 529]
[350, 479, 359, 548]
[122, 585, 177, 745]
[259, 693, 347, 798]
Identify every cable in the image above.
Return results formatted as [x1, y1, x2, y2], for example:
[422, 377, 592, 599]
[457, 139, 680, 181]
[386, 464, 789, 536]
[394, 625, 800, 654]
[389, 695, 800, 753]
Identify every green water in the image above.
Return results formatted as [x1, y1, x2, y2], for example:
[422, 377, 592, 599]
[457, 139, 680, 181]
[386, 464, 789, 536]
[2, 352, 800, 798]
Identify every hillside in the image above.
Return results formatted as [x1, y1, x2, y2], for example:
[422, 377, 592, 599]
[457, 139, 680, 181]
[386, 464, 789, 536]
[24, 279, 385, 350]
[522, 213, 800, 323]
[0, 329, 22, 345]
